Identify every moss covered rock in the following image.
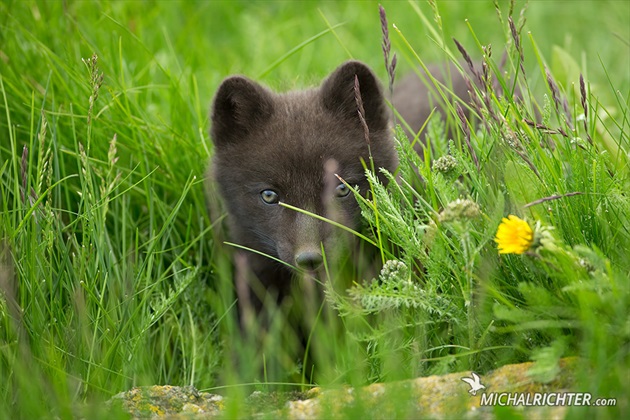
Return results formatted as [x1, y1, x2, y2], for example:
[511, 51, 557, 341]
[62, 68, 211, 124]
[109, 358, 578, 418]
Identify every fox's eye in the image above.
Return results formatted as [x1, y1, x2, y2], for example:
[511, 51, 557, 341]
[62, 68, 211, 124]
[260, 189, 280, 204]
[335, 183, 351, 197]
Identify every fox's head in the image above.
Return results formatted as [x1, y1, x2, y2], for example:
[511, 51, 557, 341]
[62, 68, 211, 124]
[210, 61, 397, 275]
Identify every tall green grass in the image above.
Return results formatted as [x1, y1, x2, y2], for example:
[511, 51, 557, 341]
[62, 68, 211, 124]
[0, 0, 628, 418]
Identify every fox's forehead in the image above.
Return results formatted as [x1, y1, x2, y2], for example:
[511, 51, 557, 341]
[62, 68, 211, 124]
[258, 124, 368, 177]
[272, 91, 328, 129]
[242, 142, 367, 188]
[276, 89, 318, 109]
[259, 93, 368, 150]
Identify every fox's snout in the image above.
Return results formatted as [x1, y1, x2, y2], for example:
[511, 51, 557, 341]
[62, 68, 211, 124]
[285, 212, 327, 272]
[295, 249, 323, 271]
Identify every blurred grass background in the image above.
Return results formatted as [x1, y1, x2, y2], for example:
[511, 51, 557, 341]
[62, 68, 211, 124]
[0, 0, 628, 418]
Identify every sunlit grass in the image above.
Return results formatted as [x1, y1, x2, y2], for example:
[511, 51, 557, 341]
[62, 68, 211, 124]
[0, 1, 628, 418]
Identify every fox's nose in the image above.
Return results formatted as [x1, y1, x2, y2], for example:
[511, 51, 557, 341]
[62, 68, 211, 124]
[295, 251, 323, 271]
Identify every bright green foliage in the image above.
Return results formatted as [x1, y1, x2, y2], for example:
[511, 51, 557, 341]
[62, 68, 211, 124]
[0, 1, 628, 418]
[331, 6, 629, 417]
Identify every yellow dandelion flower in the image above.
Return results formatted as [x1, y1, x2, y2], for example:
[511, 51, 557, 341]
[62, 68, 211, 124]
[495, 215, 534, 254]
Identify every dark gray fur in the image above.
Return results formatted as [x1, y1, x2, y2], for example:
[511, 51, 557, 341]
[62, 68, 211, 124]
[393, 63, 471, 139]
[209, 61, 397, 313]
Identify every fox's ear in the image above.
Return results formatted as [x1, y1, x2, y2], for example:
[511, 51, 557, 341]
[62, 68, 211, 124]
[211, 76, 274, 146]
[321, 60, 389, 133]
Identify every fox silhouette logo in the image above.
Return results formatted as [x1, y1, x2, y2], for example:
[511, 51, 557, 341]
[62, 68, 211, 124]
[461, 372, 486, 396]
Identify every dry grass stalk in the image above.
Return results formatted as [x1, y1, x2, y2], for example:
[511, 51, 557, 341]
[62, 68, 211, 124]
[354, 75, 370, 147]
[545, 67, 573, 129]
[508, 16, 526, 80]
[456, 103, 479, 171]
[524, 192, 584, 208]
[580, 74, 592, 144]
[379, 5, 397, 95]
[453, 38, 482, 86]
[523, 118, 569, 138]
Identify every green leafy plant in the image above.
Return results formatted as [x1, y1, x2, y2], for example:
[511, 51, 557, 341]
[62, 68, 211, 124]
[0, 1, 627, 418]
